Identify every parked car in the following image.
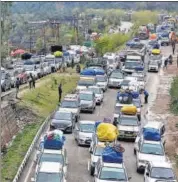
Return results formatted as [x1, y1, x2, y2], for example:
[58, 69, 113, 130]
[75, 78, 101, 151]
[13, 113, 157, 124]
[73, 120, 95, 146]
[79, 90, 96, 113]
[96, 75, 108, 91]
[144, 161, 177, 182]
[8, 70, 19, 88]
[50, 111, 74, 133]
[148, 60, 159, 72]
[87, 86, 104, 105]
[108, 70, 124, 88]
[1, 71, 11, 91]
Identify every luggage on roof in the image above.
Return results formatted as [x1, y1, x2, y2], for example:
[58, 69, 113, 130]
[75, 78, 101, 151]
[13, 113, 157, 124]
[121, 105, 137, 115]
[43, 130, 65, 150]
[94, 69, 105, 75]
[117, 92, 133, 104]
[143, 128, 161, 141]
[152, 49, 161, 55]
[80, 69, 96, 76]
[102, 145, 124, 163]
[131, 91, 139, 99]
[134, 66, 144, 71]
[96, 123, 118, 142]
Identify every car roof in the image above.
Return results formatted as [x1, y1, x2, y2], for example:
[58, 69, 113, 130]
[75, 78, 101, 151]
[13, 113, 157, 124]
[39, 162, 63, 173]
[79, 90, 93, 94]
[103, 162, 124, 168]
[43, 149, 64, 155]
[79, 120, 95, 125]
[142, 140, 162, 145]
[150, 161, 172, 168]
[88, 86, 100, 89]
[127, 55, 141, 59]
[64, 94, 79, 100]
[55, 110, 72, 115]
[144, 121, 163, 129]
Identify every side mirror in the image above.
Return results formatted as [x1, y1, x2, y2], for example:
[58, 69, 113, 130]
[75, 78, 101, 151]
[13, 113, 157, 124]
[146, 172, 149, 177]
[31, 177, 35, 182]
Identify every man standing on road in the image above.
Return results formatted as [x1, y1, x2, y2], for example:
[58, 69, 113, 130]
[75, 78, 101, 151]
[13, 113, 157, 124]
[164, 58, 168, 70]
[15, 77, 20, 99]
[71, 58, 74, 69]
[172, 40, 176, 54]
[58, 83, 62, 103]
[141, 89, 149, 104]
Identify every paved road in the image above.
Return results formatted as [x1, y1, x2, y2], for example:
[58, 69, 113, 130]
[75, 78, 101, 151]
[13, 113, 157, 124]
[19, 43, 173, 182]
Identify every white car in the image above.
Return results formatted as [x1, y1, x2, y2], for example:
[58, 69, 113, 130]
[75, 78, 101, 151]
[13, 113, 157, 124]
[76, 77, 96, 92]
[74, 120, 95, 146]
[148, 61, 159, 72]
[42, 62, 51, 75]
[89, 143, 106, 175]
[116, 114, 140, 140]
[96, 75, 108, 92]
[144, 161, 177, 182]
[134, 121, 166, 154]
[136, 139, 167, 173]
[108, 71, 124, 88]
[88, 86, 104, 105]
[94, 159, 131, 182]
[24, 65, 38, 79]
[31, 162, 67, 182]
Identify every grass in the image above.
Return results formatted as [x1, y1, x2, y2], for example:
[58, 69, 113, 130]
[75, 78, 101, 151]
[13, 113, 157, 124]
[2, 73, 79, 182]
[170, 77, 178, 115]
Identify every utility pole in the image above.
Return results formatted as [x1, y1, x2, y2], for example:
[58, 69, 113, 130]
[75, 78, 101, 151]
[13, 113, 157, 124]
[73, 12, 79, 45]
[28, 27, 35, 53]
[43, 24, 46, 55]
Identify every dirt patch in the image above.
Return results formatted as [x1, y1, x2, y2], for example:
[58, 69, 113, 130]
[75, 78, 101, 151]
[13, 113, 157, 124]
[150, 61, 178, 174]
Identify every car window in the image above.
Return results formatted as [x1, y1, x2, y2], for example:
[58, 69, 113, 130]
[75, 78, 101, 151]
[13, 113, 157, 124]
[80, 123, 95, 133]
[40, 153, 64, 165]
[79, 93, 93, 101]
[140, 143, 164, 155]
[96, 76, 106, 82]
[119, 116, 138, 126]
[52, 112, 71, 120]
[37, 172, 62, 182]
[61, 100, 78, 108]
[150, 167, 175, 180]
[94, 146, 105, 156]
[88, 87, 101, 94]
[78, 80, 95, 86]
[99, 167, 127, 181]
[110, 72, 123, 79]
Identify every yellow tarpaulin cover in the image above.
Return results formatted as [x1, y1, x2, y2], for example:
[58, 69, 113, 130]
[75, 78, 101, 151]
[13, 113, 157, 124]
[54, 51, 63, 57]
[152, 49, 161, 55]
[121, 105, 137, 115]
[97, 123, 118, 142]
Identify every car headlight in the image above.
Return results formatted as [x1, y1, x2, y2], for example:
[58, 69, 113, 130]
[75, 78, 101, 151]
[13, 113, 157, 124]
[119, 130, 125, 134]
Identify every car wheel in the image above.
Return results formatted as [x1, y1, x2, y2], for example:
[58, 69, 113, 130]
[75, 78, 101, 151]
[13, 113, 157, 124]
[90, 166, 95, 176]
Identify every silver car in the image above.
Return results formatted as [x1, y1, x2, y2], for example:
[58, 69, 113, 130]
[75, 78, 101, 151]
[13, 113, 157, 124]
[108, 71, 124, 88]
[74, 120, 95, 146]
[87, 86, 104, 105]
[79, 90, 96, 113]
[96, 75, 108, 91]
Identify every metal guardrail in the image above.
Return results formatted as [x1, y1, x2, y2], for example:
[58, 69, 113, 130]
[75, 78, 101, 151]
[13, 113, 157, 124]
[12, 108, 56, 182]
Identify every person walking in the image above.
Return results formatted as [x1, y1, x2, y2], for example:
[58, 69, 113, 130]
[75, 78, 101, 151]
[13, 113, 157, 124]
[142, 89, 149, 104]
[28, 73, 33, 89]
[15, 77, 20, 99]
[58, 83, 62, 103]
[172, 40, 176, 54]
[32, 77, 36, 88]
[71, 58, 74, 69]
[164, 58, 168, 70]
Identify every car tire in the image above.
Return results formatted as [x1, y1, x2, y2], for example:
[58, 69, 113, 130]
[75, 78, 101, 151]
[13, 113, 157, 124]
[90, 166, 95, 176]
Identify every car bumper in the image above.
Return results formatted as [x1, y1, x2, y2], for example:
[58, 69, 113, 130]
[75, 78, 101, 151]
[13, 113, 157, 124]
[81, 106, 93, 112]
[118, 133, 137, 139]
[137, 162, 146, 171]
[78, 139, 92, 146]
[108, 83, 121, 88]
[148, 68, 158, 71]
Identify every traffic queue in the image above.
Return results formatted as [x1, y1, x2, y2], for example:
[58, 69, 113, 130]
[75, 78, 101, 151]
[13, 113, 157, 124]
[30, 42, 177, 182]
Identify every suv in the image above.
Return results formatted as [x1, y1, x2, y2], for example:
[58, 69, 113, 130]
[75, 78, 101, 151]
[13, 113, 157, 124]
[134, 121, 166, 154]
[116, 114, 140, 140]
[136, 139, 167, 173]
[94, 159, 131, 182]
[31, 162, 66, 182]
[60, 94, 80, 122]
[144, 161, 177, 182]
[79, 90, 96, 113]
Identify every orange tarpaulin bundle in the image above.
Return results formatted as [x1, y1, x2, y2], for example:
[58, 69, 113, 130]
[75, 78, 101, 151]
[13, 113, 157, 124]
[149, 34, 157, 40]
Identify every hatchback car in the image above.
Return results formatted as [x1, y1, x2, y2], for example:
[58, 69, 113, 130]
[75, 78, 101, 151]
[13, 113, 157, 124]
[50, 111, 74, 133]
[79, 90, 96, 113]
[144, 161, 177, 182]
[108, 71, 124, 88]
[88, 86, 104, 105]
[74, 120, 95, 146]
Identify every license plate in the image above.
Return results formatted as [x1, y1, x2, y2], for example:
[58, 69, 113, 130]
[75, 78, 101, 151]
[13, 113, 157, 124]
[85, 140, 91, 144]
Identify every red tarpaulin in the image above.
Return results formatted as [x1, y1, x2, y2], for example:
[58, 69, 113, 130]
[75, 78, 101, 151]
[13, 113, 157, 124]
[11, 49, 25, 56]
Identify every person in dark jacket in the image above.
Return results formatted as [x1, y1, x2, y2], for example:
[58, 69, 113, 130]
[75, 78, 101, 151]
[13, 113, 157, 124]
[58, 83, 62, 102]
[142, 89, 149, 104]
[15, 77, 20, 99]
[29, 73, 35, 89]
[71, 58, 74, 69]
[172, 40, 176, 54]
[164, 58, 168, 69]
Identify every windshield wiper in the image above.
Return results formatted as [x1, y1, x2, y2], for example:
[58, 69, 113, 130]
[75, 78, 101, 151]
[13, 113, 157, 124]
[105, 178, 126, 181]
[147, 152, 162, 155]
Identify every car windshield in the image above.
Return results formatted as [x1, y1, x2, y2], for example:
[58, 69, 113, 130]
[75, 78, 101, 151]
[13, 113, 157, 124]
[99, 167, 126, 181]
[149, 61, 158, 65]
[110, 72, 123, 79]
[78, 80, 94, 86]
[45, 58, 55, 64]
[150, 167, 175, 180]
[88, 87, 101, 94]
[96, 76, 106, 82]
[40, 153, 64, 165]
[125, 61, 141, 69]
[80, 124, 95, 133]
[52, 112, 71, 120]
[79, 93, 93, 101]
[61, 100, 78, 108]
[115, 106, 123, 114]
[37, 172, 62, 182]
[140, 143, 164, 155]
[24, 66, 34, 71]
[119, 116, 138, 126]
[94, 146, 105, 156]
